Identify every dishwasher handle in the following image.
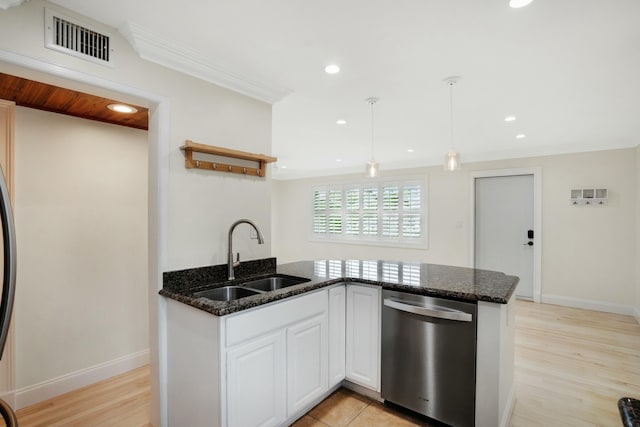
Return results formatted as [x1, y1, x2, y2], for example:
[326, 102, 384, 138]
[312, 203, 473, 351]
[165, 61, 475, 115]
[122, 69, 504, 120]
[384, 298, 473, 322]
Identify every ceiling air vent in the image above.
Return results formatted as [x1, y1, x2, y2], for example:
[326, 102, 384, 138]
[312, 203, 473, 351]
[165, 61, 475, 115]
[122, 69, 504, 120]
[44, 8, 114, 66]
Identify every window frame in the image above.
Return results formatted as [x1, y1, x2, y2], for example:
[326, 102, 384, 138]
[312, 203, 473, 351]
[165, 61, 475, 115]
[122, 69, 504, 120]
[310, 176, 428, 249]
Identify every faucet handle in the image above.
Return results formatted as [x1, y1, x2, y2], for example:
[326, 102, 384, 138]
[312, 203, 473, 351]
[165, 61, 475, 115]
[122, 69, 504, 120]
[233, 252, 241, 267]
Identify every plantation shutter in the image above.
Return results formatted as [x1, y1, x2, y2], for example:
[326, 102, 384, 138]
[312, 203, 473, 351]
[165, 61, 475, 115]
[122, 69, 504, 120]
[328, 190, 342, 234]
[311, 179, 425, 245]
[345, 188, 360, 235]
[402, 184, 421, 239]
[382, 186, 400, 237]
[362, 187, 378, 236]
[313, 190, 327, 234]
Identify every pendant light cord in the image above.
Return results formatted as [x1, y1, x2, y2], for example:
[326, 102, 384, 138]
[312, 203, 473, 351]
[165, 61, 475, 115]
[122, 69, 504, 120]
[370, 100, 375, 159]
[364, 97, 379, 171]
[449, 81, 454, 151]
[443, 76, 461, 171]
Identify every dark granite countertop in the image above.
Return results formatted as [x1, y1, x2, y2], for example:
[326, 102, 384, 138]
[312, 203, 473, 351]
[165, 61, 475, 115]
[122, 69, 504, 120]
[160, 258, 519, 316]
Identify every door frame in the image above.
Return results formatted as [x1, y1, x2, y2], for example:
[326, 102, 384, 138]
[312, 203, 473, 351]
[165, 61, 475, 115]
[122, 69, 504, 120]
[0, 49, 170, 425]
[469, 168, 542, 303]
[0, 100, 15, 407]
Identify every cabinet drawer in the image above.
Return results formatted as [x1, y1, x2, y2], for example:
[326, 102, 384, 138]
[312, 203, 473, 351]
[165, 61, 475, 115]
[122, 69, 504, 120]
[226, 290, 328, 348]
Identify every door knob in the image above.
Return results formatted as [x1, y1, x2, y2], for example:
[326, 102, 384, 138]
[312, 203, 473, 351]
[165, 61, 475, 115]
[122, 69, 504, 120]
[523, 241, 533, 246]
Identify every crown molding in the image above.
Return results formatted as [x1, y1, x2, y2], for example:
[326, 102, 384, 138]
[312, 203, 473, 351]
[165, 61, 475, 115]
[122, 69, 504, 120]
[0, 0, 26, 10]
[119, 21, 291, 104]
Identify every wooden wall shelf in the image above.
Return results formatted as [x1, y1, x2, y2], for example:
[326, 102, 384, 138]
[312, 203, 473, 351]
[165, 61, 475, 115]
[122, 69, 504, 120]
[180, 140, 277, 177]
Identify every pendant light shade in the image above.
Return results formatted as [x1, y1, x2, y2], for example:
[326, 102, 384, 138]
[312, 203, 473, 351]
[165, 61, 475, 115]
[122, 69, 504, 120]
[445, 151, 460, 171]
[509, 0, 534, 8]
[365, 97, 380, 178]
[444, 77, 462, 171]
[366, 160, 379, 178]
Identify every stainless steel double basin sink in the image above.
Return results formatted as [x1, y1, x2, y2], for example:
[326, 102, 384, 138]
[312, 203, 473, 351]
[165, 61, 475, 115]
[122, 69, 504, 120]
[194, 275, 310, 302]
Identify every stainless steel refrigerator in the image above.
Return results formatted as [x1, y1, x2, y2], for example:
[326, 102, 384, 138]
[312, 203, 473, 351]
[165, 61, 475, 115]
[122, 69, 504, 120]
[0, 165, 17, 426]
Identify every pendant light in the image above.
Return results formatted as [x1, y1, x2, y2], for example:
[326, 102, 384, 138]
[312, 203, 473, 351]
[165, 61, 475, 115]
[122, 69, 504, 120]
[444, 77, 461, 171]
[509, 0, 534, 8]
[365, 97, 380, 178]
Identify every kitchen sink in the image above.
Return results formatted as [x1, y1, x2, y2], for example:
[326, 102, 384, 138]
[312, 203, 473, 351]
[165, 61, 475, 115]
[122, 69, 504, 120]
[241, 275, 310, 292]
[193, 275, 310, 302]
[194, 286, 263, 302]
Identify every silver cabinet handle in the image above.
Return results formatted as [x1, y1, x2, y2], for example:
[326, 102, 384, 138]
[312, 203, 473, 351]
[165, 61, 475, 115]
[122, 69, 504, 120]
[384, 298, 472, 322]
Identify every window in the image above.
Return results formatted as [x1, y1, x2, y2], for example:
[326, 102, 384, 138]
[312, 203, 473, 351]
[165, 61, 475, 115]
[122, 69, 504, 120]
[312, 178, 426, 248]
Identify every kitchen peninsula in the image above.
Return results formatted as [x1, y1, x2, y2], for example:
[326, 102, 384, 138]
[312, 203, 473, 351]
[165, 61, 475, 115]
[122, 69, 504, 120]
[161, 258, 518, 427]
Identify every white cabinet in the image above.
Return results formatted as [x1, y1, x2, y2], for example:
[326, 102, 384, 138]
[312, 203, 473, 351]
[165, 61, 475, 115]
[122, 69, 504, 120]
[328, 285, 346, 388]
[166, 298, 223, 427]
[345, 284, 381, 391]
[167, 277, 513, 427]
[286, 314, 328, 416]
[166, 284, 381, 426]
[225, 289, 329, 426]
[476, 297, 516, 427]
[227, 331, 286, 427]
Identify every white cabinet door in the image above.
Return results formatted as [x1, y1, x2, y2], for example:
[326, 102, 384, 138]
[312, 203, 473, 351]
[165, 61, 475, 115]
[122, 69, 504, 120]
[328, 285, 346, 387]
[346, 284, 381, 391]
[227, 331, 286, 427]
[286, 313, 328, 416]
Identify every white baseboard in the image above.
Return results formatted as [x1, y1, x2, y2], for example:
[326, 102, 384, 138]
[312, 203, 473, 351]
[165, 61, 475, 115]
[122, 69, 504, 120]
[285, 383, 341, 426]
[0, 391, 15, 410]
[342, 380, 383, 403]
[500, 384, 516, 427]
[15, 349, 149, 409]
[634, 306, 640, 326]
[541, 294, 635, 316]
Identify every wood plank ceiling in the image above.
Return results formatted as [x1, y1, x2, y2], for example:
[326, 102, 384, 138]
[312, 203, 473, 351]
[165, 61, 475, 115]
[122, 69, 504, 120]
[0, 73, 148, 130]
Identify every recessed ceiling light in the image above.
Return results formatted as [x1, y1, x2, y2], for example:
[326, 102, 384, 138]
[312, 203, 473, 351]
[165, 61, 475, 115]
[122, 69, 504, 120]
[504, 115, 516, 122]
[407, 149, 415, 153]
[336, 119, 347, 125]
[509, 0, 534, 8]
[325, 64, 340, 74]
[280, 165, 287, 169]
[516, 134, 527, 139]
[108, 103, 138, 114]
[336, 158, 342, 162]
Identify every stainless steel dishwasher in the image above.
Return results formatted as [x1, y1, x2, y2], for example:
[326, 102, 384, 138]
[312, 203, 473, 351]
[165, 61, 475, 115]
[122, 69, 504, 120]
[381, 290, 477, 427]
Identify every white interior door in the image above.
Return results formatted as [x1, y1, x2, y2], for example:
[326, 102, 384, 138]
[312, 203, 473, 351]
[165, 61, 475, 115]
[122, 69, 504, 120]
[475, 175, 534, 299]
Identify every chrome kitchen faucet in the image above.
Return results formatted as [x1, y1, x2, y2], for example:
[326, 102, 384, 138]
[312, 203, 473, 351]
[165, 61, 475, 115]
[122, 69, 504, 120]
[227, 219, 264, 281]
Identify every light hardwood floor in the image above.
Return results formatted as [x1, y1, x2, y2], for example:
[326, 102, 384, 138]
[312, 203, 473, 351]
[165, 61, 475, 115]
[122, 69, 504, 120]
[9, 300, 640, 426]
[510, 301, 640, 426]
[12, 365, 150, 427]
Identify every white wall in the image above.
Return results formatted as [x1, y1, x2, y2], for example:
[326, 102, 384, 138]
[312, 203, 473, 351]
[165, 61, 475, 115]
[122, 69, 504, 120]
[636, 145, 640, 321]
[273, 169, 468, 265]
[273, 148, 637, 308]
[14, 107, 148, 389]
[0, 0, 273, 419]
[167, 95, 272, 269]
[0, 0, 272, 271]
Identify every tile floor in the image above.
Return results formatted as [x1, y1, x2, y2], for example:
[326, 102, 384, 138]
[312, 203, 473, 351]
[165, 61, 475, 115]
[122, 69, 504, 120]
[292, 388, 434, 427]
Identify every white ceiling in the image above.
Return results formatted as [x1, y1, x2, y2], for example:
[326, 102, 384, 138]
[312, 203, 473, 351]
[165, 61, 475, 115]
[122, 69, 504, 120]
[47, 0, 640, 179]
